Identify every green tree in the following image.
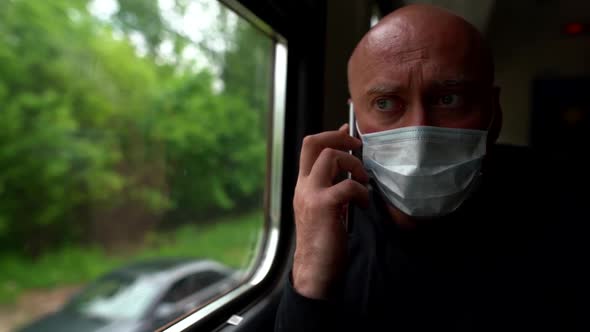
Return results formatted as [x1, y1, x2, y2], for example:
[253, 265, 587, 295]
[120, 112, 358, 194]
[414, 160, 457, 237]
[221, 19, 273, 131]
[0, 0, 272, 255]
[0, 0, 166, 254]
[152, 70, 266, 222]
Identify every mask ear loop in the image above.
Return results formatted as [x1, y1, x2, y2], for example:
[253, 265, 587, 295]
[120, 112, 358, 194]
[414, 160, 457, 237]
[349, 102, 365, 137]
[355, 122, 363, 137]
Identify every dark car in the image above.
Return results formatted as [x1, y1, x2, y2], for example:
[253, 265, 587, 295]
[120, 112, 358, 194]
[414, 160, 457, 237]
[18, 258, 242, 332]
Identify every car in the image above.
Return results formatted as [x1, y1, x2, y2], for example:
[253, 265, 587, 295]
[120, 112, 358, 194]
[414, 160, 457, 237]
[18, 258, 242, 332]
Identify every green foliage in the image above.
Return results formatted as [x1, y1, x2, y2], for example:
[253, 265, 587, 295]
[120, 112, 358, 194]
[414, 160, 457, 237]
[0, 0, 271, 253]
[154, 71, 266, 214]
[0, 246, 119, 305]
[138, 211, 262, 266]
[0, 212, 262, 304]
[114, 0, 167, 54]
[221, 20, 273, 126]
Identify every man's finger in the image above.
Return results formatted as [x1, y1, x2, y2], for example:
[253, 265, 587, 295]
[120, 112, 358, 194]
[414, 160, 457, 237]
[299, 130, 362, 177]
[324, 179, 369, 208]
[309, 148, 369, 186]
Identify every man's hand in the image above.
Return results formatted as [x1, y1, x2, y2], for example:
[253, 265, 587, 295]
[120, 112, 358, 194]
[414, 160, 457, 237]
[292, 124, 369, 299]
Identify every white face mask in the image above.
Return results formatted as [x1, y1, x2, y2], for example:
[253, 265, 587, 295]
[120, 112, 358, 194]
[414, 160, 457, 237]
[360, 125, 488, 217]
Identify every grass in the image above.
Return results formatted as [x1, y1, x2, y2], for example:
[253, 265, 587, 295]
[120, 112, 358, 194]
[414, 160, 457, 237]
[0, 211, 263, 305]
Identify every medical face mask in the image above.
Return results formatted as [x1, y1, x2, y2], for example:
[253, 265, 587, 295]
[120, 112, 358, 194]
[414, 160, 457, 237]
[360, 125, 488, 217]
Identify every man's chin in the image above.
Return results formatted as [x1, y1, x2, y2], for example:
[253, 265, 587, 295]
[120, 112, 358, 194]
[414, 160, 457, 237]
[386, 204, 418, 229]
[385, 203, 450, 229]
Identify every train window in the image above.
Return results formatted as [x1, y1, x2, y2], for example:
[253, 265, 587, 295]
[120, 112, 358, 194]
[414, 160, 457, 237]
[0, 0, 285, 331]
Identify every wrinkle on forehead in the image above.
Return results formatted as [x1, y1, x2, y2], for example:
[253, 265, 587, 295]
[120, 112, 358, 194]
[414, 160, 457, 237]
[397, 47, 429, 63]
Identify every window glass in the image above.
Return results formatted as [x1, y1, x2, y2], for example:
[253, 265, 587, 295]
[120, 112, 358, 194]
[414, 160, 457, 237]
[0, 0, 274, 331]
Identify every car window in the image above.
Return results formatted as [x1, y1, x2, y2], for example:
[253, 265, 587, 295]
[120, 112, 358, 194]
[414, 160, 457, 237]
[162, 277, 193, 304]
[0, 0, 281, 331]
[161, 270, 226, 304]
[190, 271, 227, 290]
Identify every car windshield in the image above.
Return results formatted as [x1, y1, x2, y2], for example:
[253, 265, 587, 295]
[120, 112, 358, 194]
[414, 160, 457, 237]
[65, 274, 161, 321]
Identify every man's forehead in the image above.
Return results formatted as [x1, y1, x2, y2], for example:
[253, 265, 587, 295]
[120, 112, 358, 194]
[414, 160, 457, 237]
[351, 41, 488, 95]
[365, 78, 477, 94]
[355, 50, 477, 86]
[359, 23, 473, 68]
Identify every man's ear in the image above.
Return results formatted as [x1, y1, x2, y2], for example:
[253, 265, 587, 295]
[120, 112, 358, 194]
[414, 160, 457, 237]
[487, 86, 503, 145]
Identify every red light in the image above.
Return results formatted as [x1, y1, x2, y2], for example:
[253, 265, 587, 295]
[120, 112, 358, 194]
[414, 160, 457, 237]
[565, 22, 584, 35]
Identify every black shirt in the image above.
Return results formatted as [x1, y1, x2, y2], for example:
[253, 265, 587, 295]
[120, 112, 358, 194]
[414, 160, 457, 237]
[275, 145, 588, 332]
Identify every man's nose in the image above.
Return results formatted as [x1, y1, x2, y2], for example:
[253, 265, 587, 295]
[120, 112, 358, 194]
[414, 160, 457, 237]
[401, 100, 429, 127]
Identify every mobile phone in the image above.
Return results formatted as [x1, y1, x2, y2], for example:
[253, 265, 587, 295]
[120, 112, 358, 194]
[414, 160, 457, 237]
[346, 102, 362, 233]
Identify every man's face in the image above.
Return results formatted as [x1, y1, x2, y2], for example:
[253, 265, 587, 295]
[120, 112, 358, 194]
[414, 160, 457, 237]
[349, 14, 498, 135]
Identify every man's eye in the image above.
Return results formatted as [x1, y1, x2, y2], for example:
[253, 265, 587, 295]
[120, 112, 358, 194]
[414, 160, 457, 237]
[374, 97, 402, 112]
[434, 94, 464, 108]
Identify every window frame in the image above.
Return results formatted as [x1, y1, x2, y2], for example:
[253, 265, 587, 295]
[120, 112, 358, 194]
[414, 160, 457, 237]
[160, 1, 287, 331]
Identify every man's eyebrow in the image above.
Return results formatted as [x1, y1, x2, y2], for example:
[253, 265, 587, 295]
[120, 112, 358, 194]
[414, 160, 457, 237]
[365, 83, 404, 95]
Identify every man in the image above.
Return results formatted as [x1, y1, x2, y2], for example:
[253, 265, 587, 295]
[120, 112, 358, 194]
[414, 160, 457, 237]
[275, 4, 586, 332]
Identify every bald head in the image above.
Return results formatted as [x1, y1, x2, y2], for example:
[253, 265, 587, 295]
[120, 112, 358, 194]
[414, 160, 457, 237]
[349, 4, 494, 88]
[347, 4, 499, 136]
